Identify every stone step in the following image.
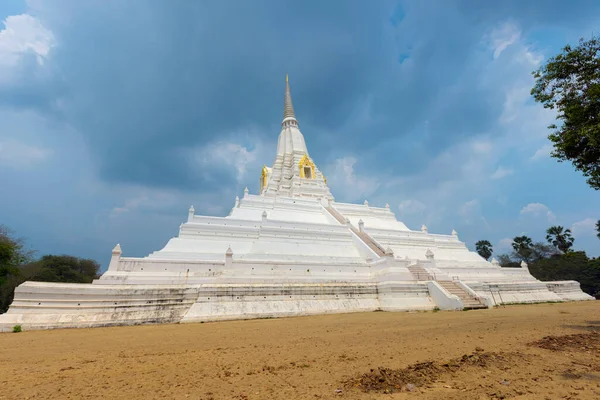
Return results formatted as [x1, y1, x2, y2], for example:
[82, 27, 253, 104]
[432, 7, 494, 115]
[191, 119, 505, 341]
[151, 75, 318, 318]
[437, 282, 486, 308]
[325, 206, 386, 257]
[407, 265, 432, 281]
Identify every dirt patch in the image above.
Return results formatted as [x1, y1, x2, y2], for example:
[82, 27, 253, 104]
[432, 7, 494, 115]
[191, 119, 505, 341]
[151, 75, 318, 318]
[529, 331, 600, 352]
[344, 349, 519, 394]
[1, 301, 600, 399]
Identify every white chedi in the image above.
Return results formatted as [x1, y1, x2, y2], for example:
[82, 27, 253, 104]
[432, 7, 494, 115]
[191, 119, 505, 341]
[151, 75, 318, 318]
[0, 75, 592, 332]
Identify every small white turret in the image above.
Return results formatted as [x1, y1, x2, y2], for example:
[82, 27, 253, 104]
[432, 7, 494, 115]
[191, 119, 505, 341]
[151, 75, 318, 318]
[188, 206, 195, 222]
[425, 249, 434, 260]
[234, 196, 239, 207]
[225, 246, 233, 268]
[244, 187, 249, 197]
[451, 229, 458, 238]
[520, 260, 529, 269]
[262, 211, 268, 220]
[491, 258, 500, 266]
[421, 224, 428, 234]
[385, 246, 394, 256]
[358, 219, 364, 232]
[364, 199, 369, 206]
[112, 243, 122, 256]
[108, 243, 122, 271]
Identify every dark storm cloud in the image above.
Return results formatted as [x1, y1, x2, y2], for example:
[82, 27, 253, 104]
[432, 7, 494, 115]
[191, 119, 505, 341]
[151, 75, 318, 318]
[17, 0, 600, 192]
[23, 0, 395, 190]
[2, 0, 599, 265]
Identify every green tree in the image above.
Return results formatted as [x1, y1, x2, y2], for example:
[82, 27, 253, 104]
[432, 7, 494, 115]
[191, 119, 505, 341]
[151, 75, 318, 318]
[30, 255, 100, 284]
[512, 235, 533, 262]
[531, 36, 600, 190]
[0, 226, 35, 313]
[496, 253, 520, 268]
[596, 219, 600, 240]
[530, 242, 559, 262]
[0, 226, 100, 312]
[0, 262, 41, 313]
[475, 240, 493, 260]
[0, 226, 32, 286]
[528, 251, 600, 297]
[1, 254, 100, 313]
[545, 225, 575, 253]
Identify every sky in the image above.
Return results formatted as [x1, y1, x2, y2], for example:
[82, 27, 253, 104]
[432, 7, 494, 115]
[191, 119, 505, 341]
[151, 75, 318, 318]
[0, 0, 599, 270]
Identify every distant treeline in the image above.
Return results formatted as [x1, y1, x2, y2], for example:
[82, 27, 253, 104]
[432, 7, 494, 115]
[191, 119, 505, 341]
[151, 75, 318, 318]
[476, 225, 600, 298]
[502, 251, 600, 298]
[1, 225, 100, 313]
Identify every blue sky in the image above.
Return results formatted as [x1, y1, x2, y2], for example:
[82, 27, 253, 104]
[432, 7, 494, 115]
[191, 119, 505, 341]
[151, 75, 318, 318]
[0, 0, 598, 270]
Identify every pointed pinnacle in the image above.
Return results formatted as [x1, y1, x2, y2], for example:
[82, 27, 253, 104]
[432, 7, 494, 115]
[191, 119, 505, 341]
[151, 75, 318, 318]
[283, 74, 296, 121]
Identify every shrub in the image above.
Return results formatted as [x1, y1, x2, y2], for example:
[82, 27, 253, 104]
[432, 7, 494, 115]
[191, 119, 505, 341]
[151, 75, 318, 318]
[12, 324, 22, 333]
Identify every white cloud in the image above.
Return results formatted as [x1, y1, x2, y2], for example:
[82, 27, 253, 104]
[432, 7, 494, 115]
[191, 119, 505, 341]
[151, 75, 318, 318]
[325, 156, 379, 202]
[0, 139, 51, 168]
[185, 135, 267, 184]
[471, 139, 493, 154]
[520, 202, 556, 221]
[497, 237, 513, 250]
[207, 142, 257, 182]
[459, 199, 479, 218]
[111, 195, 149, 215]
[499, 86, 531, 124]
[398, 199, 426, 215]
[518, 46, 543, 67]
[109, 188, 181, 217]
[0, 14, 54, 68]
[458, 199, 490, 229]
[490, 166, 514, 180]
[570, 218, 597, 238]
[488, 21, 520, 59]
[358, 21, 555, 247]
[530, 143, 553, 161]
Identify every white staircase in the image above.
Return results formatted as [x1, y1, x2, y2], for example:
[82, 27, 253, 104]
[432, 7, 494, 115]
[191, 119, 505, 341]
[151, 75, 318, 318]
[436, 280, 487, 310]
[325, 206, 387, 257]
[325, 206, 487, 310]
[408, 265, 433, 281]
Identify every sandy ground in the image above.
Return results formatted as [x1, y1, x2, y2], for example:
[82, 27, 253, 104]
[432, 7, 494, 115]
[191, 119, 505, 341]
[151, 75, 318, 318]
[1, 301, 599, 400]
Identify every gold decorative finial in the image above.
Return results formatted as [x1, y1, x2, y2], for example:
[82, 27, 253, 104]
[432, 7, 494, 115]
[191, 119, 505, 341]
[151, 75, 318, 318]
[286, 74, 288, 83]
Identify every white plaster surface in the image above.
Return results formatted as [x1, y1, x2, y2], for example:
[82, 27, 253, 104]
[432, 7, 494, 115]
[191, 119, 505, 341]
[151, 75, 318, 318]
[0, 78, 594, 332]
[427, 281, 463, 310]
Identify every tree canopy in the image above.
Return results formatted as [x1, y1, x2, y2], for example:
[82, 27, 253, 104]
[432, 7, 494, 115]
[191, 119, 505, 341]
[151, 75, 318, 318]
[475, 240, 493, 260]
[531, 36, 600, 190]
[545, 225, 574, 253]
[0, 225, 32, 287]
[0, 226, 100, 313]
[494, 225, 599, 298]
[30, 255, 100, 284]
[527, 252, 600, 298]
[512, 235, 533, 262]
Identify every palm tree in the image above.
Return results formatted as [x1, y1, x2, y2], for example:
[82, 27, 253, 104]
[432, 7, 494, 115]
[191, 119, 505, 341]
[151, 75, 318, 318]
[545, 225, 574, 253]
[475, 240, 493, 260]
[512, 235, 533, 262]
[596, 219, 600, 240]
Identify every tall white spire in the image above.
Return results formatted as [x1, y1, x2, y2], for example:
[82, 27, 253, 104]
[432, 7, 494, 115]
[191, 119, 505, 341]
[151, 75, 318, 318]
[260, 75, 333, 201]
[282, 74, 298, 128]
